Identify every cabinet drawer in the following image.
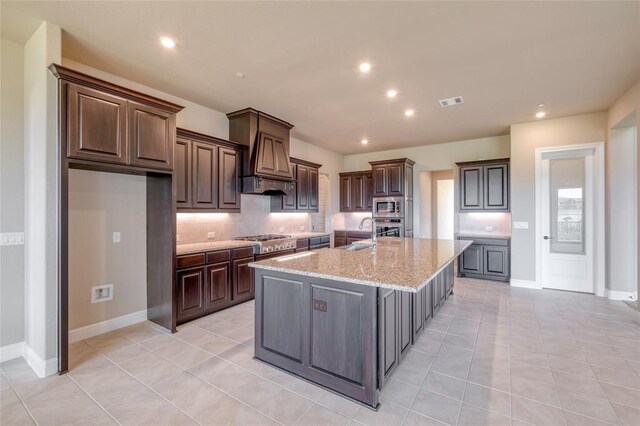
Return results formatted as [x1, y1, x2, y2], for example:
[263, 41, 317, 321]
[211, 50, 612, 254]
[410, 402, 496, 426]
[176, 253, 205, 268]
[347, 231, 371, 239]
[458, 237, 509, 246]
[206, 249, 231, 264]
[309, 237, 322, 246]
[310, 243, 330, 251]
[233, 247, 255, 259]
[296, 238, 310, 249]
[320, 235, 330, 244]
[334, 231, 347, 238]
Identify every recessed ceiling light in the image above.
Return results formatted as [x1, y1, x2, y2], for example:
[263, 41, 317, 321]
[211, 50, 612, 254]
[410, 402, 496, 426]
[159, 36, 176, 49]
[404, 109, 415, 117]
[359, 62, 371, 73]
[537, 103, 545, 108]
[235, 72, 245, 78]
[535, 111, 546, 118]
[386, 89, 398, 98]
[361, 139, 369, 145]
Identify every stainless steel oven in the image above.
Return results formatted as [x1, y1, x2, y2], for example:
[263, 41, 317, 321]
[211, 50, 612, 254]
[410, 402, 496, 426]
[375, 219, 404, 238]
[373, 197, 403, 218]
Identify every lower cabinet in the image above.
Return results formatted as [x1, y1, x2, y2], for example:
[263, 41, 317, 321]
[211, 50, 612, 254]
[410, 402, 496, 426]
[334, 230, 371, 247]
[458, 237, 510, 281]
[176, 247, 256, 324]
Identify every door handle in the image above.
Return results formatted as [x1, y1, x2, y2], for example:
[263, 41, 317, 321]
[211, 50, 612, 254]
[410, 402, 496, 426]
[543, 236, 553, 240]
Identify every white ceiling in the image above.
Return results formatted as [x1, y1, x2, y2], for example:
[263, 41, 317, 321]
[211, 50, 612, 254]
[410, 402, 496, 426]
[2, 1, 639, 154]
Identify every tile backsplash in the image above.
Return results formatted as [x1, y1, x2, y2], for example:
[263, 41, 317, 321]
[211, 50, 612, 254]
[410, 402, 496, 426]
[332, 212, 374, 231]
[458, 212, 511, 236]
[177, 194, 313, 244]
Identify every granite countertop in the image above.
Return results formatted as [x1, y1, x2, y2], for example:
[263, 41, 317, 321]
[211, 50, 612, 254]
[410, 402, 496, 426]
[250, 237, 472, 293]
[176, 240, 259, 255]
[287, 232, 332, 239]
[456, 233, 511, 239]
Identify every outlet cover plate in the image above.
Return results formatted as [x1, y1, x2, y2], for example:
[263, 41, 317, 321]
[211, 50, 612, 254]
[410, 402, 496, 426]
[1, 232, 24, 246]
[513, 222, 529, 230]
[92, 284, 114, 303]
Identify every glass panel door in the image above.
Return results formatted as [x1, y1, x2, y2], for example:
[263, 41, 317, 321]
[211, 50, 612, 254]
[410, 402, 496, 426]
[549, 157, 585, 254]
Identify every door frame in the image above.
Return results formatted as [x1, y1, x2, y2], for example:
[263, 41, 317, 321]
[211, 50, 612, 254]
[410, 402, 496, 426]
[534, 142, 605, 296]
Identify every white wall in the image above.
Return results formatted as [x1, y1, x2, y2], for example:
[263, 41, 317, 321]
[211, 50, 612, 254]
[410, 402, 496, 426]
[510, 112, 607, 283]
[437, 180, 454, 239]
[68, 170, 147, 329]
[343, 135, 510, 237]
[0, 38, 26, 348]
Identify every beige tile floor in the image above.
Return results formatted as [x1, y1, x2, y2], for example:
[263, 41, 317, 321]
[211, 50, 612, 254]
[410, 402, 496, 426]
[2, 277, 640, 425]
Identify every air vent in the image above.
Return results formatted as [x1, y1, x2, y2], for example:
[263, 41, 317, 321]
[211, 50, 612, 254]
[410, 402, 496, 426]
[439, 96, 464, 108]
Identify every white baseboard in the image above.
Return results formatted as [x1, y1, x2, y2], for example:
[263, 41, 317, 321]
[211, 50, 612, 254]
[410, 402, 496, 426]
[605, 290, 638, 301]
[510, 279, 541, 289]
[0, 341, 25, 363]
[69, 309, 148, 343]
[23, 344, 57, 378]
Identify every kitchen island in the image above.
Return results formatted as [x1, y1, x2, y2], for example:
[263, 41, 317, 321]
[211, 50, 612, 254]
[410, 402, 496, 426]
[250, 237, 472, 409]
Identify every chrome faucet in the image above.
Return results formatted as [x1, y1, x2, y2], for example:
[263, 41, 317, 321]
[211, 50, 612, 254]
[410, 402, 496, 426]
[359, 217, 376, 245]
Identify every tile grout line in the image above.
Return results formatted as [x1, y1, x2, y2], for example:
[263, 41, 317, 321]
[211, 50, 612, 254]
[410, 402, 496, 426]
[1, 371, 39, 426]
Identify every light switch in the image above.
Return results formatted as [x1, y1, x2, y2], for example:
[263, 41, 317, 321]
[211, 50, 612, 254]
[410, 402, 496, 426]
[112, 232, 121, 243]
[279, 226, 284, 232]
[0, 232, 25, 246]
[299, 225, 304, 231]
[484, 226, 493, 232]
[513, 222, 529, 230]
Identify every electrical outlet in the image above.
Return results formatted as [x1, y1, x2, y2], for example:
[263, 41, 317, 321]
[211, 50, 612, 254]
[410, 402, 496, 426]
[484, 226, 493, 232]
[207, 232, 215, 239]
[279, 226, 284, 232]
[513, 222, 529, 230]
[176, 234, 181, 242]
[112, 232, 121, 243]
[0, 232, 24, 246]
[91, 284, 113, 303]
[299, 225, 304, 231]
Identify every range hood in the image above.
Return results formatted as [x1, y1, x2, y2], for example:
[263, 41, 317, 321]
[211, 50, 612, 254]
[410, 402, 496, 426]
[227, 108, 295, 196]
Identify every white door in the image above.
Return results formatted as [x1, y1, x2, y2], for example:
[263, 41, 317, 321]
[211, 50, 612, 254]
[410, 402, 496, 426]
[437, 179, 454, 240]
[541, 150, 595, 293]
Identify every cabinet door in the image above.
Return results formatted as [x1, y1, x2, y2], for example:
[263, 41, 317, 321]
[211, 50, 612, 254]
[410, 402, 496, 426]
[176, 267, 205, 322]
[459, 166, 484, 210]
[296, 165, 310, 210]
[218, 147, 241, 210]
[192, 142, 218, 209]
[175, 138, 191, 208]
[378, 288, 398, 388]
[405, 164, 413, 199]
[423, 281, 433, 323]
[371, 165, 388, 197]
[352, 174, 366, 211]
[365, 173, 373, 211]
[308, 167, 319, 211]
[387, 163, 404, 196]
[339, 175, 353, 212]
[405, 199, 414, 236]
[399, 291, 412, 358]
[412, 289, 424, 341]
[438, 274, 447, 303]
[460, 244, 483, 274]
[205, 262, 231, 312]
[483, 246, 510, 278]
[233, 257, 255, 302]
[67, 83, 128, 164]
[432, 278, 440, 314]
[281, 165, 298, 210]
[484, 164, 509, 210]
[335, 237, 347, 247]
[129, 101, 174, 170]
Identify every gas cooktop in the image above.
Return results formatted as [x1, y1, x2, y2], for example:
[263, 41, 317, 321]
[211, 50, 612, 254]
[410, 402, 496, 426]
[235, 234, 292, 242]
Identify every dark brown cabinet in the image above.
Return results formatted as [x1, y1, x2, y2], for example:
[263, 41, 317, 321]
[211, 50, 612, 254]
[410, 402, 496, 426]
[457, 159, 509, 211]
[176, 129, 242, 212]
[65, 82, 178, 171]
[271, 158, 321, 212]
[457, 237, 510, 281]
[176, 247, 255, 324]
[334, 230, 371, 247]
[339, 171, 372, 213]
[294, 235, 330, 252]
[255, 131, 293, 180]
[369, 159, 414, 197]
[67, 84, 129, 165]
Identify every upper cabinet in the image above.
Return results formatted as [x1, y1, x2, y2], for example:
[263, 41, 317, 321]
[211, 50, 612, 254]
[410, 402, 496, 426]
[456, 158, 509, 211]
[51, 65, 182, 172]
[339, 171, 372, 213]
[369, 158, 415, 198]
[271, 157, 322, 212]
[176, 128, 243, 212]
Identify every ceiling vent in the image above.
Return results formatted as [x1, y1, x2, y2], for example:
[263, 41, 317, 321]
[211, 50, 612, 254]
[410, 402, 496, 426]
[439, 96, 464, 108]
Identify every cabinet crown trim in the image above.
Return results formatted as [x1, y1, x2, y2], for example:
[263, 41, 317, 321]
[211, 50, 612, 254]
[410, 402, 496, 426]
[290, 157, 322, 169]
[368, 158, 415, 167]
[339, 170, 372, 176]
[225, 107, 294, 130]
[49, 64, 184, 113]
[177, 128, 245, 151]
[455, 157, 510, 167]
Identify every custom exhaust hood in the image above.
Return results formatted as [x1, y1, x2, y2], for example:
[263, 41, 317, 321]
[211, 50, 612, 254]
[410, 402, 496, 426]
[227, 108, 295, 196]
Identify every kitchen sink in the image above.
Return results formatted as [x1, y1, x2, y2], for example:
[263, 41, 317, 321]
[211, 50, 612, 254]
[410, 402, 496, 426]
[337, 242, 375, 251]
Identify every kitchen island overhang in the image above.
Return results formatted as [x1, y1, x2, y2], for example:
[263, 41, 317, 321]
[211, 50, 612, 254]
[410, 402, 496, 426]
[250, 238, 472, 409]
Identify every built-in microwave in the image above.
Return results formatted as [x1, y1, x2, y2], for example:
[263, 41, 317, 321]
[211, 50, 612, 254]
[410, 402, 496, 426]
[373, 197, 403, 218]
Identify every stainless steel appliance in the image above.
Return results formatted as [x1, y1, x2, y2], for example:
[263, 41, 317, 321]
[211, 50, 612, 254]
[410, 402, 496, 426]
[375, 219, 404, 238]
[373, 197, 403, 218]
[235, 234, 297, 259]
